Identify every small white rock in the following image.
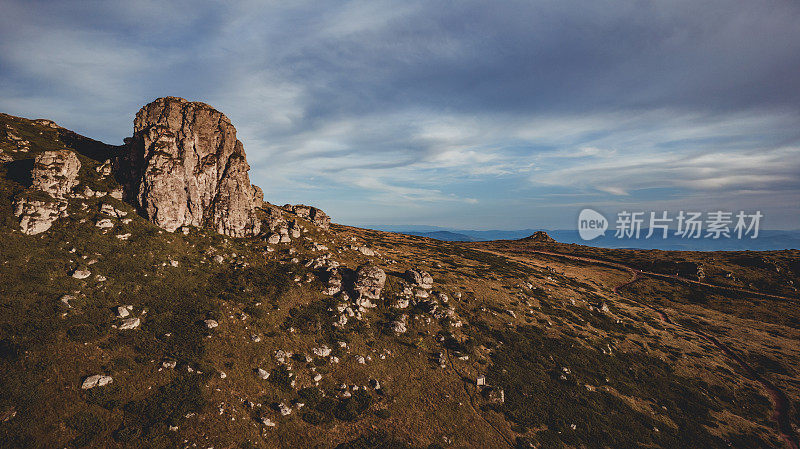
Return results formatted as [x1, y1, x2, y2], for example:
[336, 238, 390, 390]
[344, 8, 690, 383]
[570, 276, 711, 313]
[119, 317, 141, 330]
[162, 360, 177, 369]
[81, 374, 113, 389]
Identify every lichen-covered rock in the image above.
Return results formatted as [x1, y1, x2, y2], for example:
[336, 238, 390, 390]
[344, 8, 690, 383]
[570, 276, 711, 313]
[30, 150, 81, 198]
[354, 264, 386, 300]
[13, 150, 81, 235]
[118, 97, 261, 237]
[14, 197, 67, 235]
[404, 269, 433, 289]
[285, 204, 331, 229]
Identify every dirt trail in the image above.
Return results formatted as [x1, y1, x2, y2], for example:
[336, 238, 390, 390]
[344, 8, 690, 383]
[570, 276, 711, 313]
[475, 247, 800, 449]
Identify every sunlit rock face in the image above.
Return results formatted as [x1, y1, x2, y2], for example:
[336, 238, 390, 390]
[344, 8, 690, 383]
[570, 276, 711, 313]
[119, 97, 262, 237]
[14, 149, 80, 235]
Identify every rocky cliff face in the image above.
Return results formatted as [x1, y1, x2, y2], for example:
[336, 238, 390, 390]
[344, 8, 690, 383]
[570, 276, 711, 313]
[118, 97, 262, 237]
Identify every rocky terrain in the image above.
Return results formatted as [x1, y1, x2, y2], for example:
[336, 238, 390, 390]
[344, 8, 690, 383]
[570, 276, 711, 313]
[0, 102, 798, 449]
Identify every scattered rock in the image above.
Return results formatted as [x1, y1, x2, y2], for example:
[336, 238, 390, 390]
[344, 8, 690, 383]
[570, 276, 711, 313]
[60, 294, 75, 308]
[116, 305, 133, 318]
[71, 268, 92, 279]
[119, 317, 141, 330]
[322, 268, 343, 295]
[95, 218, 114, 229]
[33, 118, 59, 128]
[100, 203, 127, 218]
[261, 417, 276, 427]
[110, 188, 123, 200]
[95, 160, 113, 176]
[162, 360, 177, 369]
[312, 345, 331, 357]
[204, 319, 219, 329]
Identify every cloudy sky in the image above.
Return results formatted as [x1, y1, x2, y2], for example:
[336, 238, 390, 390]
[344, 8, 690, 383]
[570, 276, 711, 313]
[1, 0, 798, 230]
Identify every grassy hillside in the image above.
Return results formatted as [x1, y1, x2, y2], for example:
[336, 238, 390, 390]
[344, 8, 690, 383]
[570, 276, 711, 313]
[1, 113, 798, 448]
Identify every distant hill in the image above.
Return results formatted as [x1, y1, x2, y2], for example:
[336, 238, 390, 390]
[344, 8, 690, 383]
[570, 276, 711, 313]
[368, 225, 800, 251]
[403, 230, 474, 241]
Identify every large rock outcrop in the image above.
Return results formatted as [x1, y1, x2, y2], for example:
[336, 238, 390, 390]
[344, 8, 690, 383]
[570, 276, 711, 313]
[118, 97, 262, 237]
[14, 150, 81, 235]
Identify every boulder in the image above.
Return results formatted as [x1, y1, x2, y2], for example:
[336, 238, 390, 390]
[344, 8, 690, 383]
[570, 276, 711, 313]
[118, 97, 262, 237]
[119, 317, 141, 330]
[13, 150, 80, 235]
[285, 204, 330, 229]
[14, 198, 67, 235]
[71, 267, 91, 279]
[354, 265, 386, 300]
[405, 270, 433, 289]
[81, 374, 113, 389]
[30, 150, 81, 198]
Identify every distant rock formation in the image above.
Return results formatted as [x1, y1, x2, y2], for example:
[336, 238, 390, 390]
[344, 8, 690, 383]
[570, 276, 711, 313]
[14, 150, 81, 235]
[522, 231, 556, 243]
[118, 97, 262, 237]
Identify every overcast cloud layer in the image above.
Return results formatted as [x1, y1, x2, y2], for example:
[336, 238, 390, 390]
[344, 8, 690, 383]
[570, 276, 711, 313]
[1, 0, 798, 229]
